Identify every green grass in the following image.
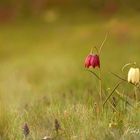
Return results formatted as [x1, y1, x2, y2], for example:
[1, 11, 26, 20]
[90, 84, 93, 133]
[0, 10, 140, 139]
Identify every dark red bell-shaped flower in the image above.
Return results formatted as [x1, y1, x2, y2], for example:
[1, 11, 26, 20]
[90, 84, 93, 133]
[85, 54, 100, 68]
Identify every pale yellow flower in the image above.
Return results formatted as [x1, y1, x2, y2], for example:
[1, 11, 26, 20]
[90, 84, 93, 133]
[128, 67, 140, 84]
[109, 122, 117, 128]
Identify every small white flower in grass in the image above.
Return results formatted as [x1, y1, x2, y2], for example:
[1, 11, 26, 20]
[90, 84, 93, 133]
[128, 67, 140, 85]
[42, 136, 52, 140]
[109, 122, 117, 128]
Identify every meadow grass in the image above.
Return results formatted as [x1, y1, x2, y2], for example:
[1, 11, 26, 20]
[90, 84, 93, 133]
[0, 10, 140, 139]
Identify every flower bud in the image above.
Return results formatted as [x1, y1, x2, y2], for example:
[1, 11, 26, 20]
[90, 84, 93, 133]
[128, 67, 140, 85]
[84, 54, 100, 68]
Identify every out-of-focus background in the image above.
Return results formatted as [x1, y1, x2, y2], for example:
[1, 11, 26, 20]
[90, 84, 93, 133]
[0, 0, 140, 102]
[0, 1, 140, 139]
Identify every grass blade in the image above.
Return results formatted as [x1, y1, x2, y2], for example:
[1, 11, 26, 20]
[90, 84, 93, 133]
[103, 81, 122, 107]
[87, 70, 101, 80]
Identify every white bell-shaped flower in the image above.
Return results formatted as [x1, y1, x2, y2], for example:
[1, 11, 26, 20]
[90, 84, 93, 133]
[128, 67, 140, 84]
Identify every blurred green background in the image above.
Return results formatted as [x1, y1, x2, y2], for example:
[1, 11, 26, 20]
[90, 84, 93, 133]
[0, 0, 140, 106]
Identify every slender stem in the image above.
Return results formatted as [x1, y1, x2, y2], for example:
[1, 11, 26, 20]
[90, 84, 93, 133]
[121, 62, 136, 72]
[99, 32, 108, 55]
[99, 68, 102, 104]
[103, 81, 122, 107]
[111, 72, 140, 91]
[134, 86, 138, 107]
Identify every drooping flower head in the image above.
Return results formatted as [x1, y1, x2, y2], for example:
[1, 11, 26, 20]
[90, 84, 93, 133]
[84, 51, 100, 68]
[128, 67, 140, 85]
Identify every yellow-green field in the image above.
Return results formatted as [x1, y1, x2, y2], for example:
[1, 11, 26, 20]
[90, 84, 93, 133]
[0, 10, 140, 140]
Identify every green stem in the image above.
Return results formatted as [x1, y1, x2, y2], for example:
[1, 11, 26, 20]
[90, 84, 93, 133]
[99, 68, 102, 104]
[134, 86, 138, 107]
[103, 82, 122, 107]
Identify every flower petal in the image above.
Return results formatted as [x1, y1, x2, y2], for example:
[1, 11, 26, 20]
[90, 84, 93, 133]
[85, 55, 92, 68]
